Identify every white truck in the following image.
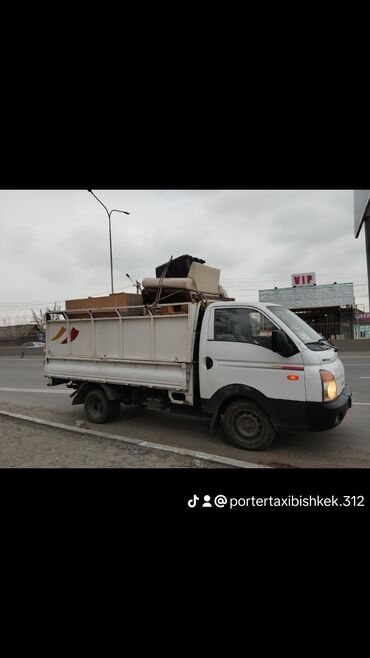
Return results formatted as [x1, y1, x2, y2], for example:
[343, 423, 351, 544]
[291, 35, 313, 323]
[44, 298, 352, 451]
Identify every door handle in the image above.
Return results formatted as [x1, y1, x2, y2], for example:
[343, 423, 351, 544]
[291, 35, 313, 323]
[206, 357, 213, 370]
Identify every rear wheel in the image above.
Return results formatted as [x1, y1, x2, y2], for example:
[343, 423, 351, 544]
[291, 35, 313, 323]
[84, 389, 118, 424]
[223, 399, 275, 451]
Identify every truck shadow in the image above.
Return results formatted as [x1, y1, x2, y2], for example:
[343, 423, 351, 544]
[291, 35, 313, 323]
[97, 404, 353, 467]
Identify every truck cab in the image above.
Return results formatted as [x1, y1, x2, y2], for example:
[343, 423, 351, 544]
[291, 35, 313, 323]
[198, 302, 352, 450]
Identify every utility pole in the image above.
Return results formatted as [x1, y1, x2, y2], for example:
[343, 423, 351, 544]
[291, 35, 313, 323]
[88, 190, 130, 295]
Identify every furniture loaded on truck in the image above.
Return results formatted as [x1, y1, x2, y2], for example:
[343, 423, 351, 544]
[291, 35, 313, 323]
[44, 255, 352, 451]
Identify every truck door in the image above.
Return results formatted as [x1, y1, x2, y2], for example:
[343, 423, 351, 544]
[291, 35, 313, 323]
[200, 306, 306, 404]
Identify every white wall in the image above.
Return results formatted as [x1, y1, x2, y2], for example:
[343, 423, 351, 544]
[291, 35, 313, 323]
[259, 283, 355, 309]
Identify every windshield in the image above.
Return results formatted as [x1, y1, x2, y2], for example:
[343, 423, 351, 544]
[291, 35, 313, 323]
[267, 306, 324, 345]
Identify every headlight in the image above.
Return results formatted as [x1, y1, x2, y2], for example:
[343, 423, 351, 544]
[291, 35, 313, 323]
[320, 370, 337, 402]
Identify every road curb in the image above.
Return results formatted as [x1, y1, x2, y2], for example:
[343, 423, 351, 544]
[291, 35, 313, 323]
[0, 409, 270, 469]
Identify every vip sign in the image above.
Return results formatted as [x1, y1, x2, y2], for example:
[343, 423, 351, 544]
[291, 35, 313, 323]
[291, 272, 316, 286]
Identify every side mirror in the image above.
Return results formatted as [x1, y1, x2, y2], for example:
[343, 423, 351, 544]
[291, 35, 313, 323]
[271, 329, 295, 357]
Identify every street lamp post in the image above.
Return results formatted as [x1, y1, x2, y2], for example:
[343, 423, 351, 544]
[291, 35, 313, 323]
[88, 190, 130, 295]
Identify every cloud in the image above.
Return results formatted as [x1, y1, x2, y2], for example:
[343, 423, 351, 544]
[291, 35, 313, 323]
[0, 189, 368, 321]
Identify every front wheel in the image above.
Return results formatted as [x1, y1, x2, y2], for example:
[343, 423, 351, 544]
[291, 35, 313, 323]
[223, 399, 275, 451]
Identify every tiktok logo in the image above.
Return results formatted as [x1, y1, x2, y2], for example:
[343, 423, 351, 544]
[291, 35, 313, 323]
[187, 495, 200, 508]
[187, 495, 213, 508]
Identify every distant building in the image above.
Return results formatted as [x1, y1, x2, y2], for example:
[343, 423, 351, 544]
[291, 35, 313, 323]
[259, 273, 356, 340]
[0, 324, 41, 347]
[353, 310, 370, 339]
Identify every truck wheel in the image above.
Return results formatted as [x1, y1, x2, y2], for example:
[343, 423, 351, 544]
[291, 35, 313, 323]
[223, 399, 275, 451]
[84, 389, 116, 424]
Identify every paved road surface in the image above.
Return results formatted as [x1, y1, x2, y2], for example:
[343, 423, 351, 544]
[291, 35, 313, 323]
[0, 355, 369, 468]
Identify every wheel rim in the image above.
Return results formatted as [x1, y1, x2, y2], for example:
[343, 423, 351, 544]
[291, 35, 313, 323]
[88, 397, 104, 419]
[233, 409, 264, 440]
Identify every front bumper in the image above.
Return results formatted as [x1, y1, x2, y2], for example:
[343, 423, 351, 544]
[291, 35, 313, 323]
[306, 386, 353, 432]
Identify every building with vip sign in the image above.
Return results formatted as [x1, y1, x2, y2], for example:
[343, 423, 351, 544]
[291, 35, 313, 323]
[259, 272, 356, 340]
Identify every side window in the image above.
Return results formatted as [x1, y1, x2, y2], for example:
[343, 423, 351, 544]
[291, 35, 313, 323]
[248, 311, 275, 349]
[214, 308, 275, 350]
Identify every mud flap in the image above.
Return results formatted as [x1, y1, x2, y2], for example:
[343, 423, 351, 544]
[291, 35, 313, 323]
[72, 382, 122, 405]
[210, 411, 221, 433]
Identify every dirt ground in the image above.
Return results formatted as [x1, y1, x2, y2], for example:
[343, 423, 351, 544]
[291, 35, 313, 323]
[0, 415, 227, 468]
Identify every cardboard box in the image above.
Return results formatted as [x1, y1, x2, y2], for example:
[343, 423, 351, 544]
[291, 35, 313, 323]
[65, 293, 143, 318]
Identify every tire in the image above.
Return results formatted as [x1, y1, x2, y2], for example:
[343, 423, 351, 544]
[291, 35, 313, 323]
[223, 399, 275, 451]
[84, 389, 117, 424]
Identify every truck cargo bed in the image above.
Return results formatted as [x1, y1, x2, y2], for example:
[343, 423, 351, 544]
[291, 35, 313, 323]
[44, 303, 200, 397]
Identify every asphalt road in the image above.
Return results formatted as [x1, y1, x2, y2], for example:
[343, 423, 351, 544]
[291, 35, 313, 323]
[0, 354, 369, 468]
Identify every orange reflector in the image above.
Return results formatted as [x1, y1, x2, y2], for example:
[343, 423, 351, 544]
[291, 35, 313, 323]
[321, 370, 333, 382]
[287, 375, 299, 381]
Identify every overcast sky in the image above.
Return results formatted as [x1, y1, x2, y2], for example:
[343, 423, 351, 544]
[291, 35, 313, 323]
[0, 189, 368, 324]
